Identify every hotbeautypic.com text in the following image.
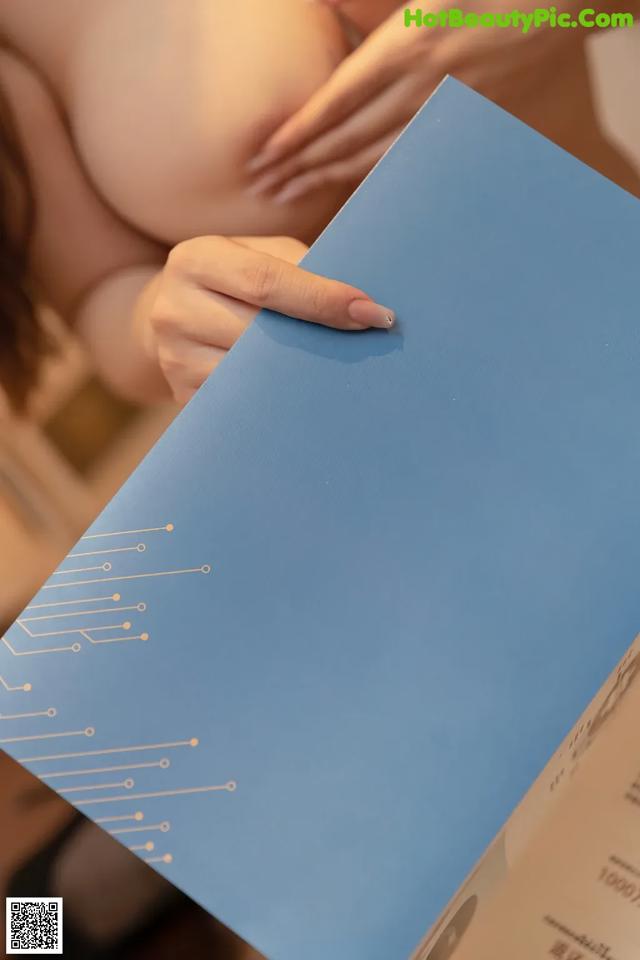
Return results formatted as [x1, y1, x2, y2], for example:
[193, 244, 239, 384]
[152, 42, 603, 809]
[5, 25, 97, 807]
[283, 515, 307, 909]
[404, 6, 635, 31]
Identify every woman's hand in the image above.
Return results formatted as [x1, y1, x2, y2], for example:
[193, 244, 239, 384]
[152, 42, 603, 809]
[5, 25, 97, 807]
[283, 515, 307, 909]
[246, 0, 593, 204]
[140, 235, 395, 406]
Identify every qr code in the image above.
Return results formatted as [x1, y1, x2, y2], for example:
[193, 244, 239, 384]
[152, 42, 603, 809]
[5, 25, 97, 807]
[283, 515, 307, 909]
[5, 898, 63, 955]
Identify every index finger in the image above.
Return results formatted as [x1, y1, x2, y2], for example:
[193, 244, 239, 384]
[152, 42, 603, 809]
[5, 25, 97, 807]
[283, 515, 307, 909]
[174, 236, 395, 331]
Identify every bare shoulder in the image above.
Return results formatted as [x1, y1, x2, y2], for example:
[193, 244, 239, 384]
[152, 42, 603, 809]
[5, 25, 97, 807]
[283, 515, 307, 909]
[0, 45, 164, 319]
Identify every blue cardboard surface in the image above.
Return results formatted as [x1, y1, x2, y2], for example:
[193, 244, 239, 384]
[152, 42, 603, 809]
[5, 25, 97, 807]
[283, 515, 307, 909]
[2, 79, 640, 959]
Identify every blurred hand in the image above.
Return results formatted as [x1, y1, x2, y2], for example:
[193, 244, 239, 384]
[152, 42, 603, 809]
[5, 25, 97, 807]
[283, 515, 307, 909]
[246, 0, 592, 203]
[141, 235, 395, 405]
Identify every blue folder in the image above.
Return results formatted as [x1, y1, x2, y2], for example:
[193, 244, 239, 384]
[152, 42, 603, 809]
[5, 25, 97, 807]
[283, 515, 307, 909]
[2, 79, 640, 959]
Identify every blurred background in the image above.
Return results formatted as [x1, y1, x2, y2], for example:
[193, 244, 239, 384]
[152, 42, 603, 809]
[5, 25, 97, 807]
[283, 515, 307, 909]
[0, 754, 261, 959]
[0, 313, 177, 633]
[0, 24, 638, 960]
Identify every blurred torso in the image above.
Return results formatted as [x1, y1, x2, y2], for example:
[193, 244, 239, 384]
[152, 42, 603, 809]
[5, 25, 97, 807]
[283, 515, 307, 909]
[0, 0, 363, 245]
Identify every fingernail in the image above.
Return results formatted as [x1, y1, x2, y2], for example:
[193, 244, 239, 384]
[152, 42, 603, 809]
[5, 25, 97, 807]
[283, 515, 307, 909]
[246, 148, 278, 174]
[348, 299, 395, 329]
[246, 155, 268, 174]
[273, 181, 308, 205]
[245, 170, 283, 198]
